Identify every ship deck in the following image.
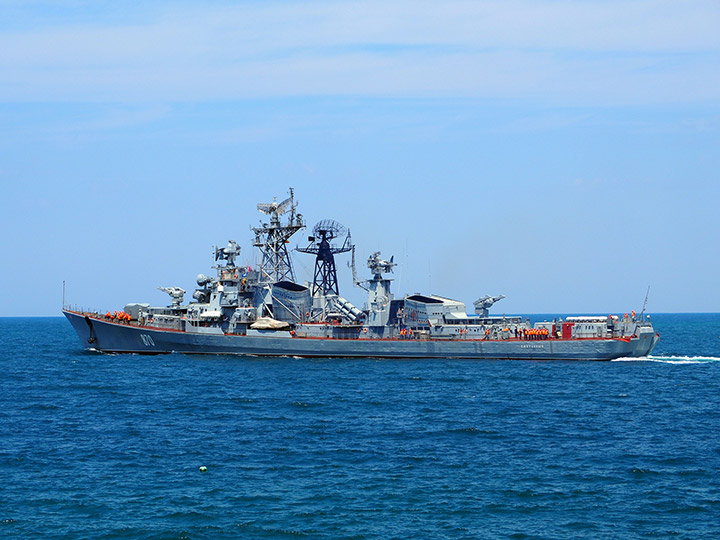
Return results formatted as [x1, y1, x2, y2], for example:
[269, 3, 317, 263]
[65, 309, 633, 344]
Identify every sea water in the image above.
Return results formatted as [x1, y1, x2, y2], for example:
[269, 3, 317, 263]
[1, 314, 719, 539]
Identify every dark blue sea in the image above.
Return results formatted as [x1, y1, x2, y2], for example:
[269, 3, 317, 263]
[2, 314, 719, 540]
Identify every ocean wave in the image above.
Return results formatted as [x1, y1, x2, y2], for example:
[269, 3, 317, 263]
[612, 355, 720, 364]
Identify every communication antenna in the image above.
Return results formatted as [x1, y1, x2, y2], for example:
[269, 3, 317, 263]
[348, 245, 369, 291]
[297, 219, 353, 296]
[639, 285, 651, 318]
[253, 187, 304, 283]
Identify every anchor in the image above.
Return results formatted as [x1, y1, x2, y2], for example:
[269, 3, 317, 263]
[84, 316, 97, 344]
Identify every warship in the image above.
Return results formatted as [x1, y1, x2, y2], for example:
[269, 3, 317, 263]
[64, 189, 659, 360]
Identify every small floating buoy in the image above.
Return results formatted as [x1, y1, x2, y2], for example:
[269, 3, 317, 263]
[199, 466, 207, 472]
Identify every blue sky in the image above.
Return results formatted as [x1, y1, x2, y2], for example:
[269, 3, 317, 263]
[1, 0, 719, 316]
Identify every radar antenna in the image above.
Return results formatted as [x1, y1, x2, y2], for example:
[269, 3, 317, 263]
[214, 240, 240, 267]
[297, 219, 353, 296]
[367, 251, 395, 279]
[257, 196, 293, 217]
[253, 187, 304, 284]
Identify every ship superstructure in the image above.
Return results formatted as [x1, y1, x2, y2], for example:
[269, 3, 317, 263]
[64, 189, 659, 360]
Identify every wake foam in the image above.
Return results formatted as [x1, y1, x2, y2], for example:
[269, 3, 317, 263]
[612, 355, 720, 364]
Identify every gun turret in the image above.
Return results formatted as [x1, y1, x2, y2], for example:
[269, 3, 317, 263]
[473, 294, 505, 318]
[158, 286, 186, 307]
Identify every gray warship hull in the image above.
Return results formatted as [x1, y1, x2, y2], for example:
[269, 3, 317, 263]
[64, 310, 658, 360]
[63, 189, 661, 360]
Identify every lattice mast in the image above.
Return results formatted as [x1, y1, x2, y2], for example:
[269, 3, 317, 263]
[253, 188, 304, 284]
[297, 220, 353, 296]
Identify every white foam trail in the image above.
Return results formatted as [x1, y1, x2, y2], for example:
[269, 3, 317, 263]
[612, 355, 720, 364]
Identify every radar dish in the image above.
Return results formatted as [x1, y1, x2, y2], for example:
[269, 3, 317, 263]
[256, 202, 274, 215]
[312, 219, 347, 243]
[257, 196, 292, 216]
[275, 196, 292, 215]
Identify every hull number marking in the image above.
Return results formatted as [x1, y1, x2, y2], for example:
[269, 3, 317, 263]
[141, 334, 155, 347]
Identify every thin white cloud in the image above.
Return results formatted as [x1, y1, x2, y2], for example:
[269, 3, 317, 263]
[0, 0, 718, 104]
